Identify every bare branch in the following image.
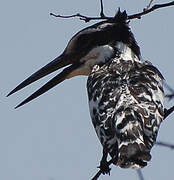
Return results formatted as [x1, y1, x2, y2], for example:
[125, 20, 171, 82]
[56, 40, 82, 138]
[144, 0, 155, 11]
[91, 159, 113, 180]
[162, 82, 174, 118]
[164, 106, 174, 119]
[166, 93, 174, 100]
[128, 1, 174, 20]
[136, 170, 145, 180]
[50, 12, 109, 22]
[164, 82, 174, 94]
[91, 170, 101, 180]
[100, 0, 105, 17]
[155, 141, 174, 149]
[50, 1, 174, 22]
[164, 82, 174, 100]
[147, 0, 154, 9]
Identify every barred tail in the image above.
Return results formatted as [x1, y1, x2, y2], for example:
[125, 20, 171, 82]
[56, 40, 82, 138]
[113, 108, 152, 168]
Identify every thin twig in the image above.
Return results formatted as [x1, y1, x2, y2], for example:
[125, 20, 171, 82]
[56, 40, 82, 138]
[144, 0, 155, 11]
[164, 82, 174, 94]
[164, 106, 174, 119]
[164, 82, 174, 100]
[166, 93, 174, 100]
[147, 0, 154, 9]
[50, 1, 174, 22]
[155, 141, 174, 149]
[91, 159, 113, 180]
[128, 1, 174, 20]
[50, 12, 106, 23]
[136, 170, 145, 180]
[100, 0, 105, 17]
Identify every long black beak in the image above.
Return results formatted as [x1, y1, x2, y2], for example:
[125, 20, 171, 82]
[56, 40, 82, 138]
[7, 53, 82, 108]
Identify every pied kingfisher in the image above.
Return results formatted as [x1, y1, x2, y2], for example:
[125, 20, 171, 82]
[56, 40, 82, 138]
[8, 10, 164, 174]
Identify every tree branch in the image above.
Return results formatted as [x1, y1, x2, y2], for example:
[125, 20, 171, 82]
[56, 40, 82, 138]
[136, 170, 145, 180]
[50, 13, 104, 23]
[155, 141, 174, 149]
[91, 159, 113, 180]
[166, 93, 174, 100]
[164, 82, 174, 100]
[100, 0, 105, 17]
[144, 0, 154, 11]
[128, 1, 174, 20]
[164, 106, 174, 119]
[50, 1, 174, 22]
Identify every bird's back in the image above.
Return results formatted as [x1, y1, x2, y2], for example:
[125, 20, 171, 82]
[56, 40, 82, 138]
[87, 57, 164, 169]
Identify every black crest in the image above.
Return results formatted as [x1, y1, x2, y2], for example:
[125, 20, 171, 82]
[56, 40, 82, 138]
[113, 9, 128, 23]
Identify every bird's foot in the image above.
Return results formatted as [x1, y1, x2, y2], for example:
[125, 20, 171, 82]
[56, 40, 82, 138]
[97, 160, 111, 175]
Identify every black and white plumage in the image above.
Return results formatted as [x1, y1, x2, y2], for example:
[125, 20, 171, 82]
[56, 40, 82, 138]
[8, 11, 164, 173]
[87, 56, 164, 169]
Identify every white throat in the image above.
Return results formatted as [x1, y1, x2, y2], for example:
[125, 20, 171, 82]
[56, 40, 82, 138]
[115, 42, 140, 62]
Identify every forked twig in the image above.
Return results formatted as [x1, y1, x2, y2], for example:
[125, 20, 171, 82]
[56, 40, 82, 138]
[50, 13, 102, 23]
[128, 1, 174, 19]
[164, 106, 174, 119]
[50, 1, 174, 22]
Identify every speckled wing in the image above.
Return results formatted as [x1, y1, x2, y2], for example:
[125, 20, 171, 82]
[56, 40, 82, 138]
[87, 59, 164, 168]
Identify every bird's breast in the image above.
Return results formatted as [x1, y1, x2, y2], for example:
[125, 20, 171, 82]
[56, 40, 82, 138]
[87, 58, 164, 153]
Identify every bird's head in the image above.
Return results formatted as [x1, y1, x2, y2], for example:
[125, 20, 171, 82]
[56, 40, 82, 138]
[7, 10, 140, 108]
[63, 10, 140, 63]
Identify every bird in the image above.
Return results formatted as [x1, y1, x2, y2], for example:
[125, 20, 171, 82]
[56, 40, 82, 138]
[7, 10, 164, 174]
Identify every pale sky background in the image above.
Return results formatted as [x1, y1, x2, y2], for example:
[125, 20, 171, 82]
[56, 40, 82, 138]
[1, 0, 174, 180]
